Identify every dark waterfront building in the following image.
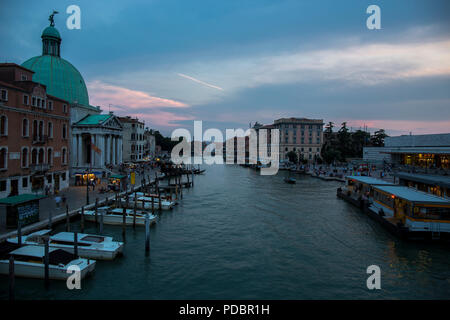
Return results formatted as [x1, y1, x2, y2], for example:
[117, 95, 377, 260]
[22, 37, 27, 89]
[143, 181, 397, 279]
[0, 63, 70, 197]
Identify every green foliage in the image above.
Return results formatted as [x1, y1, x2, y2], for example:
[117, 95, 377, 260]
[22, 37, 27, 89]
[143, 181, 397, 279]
[286, 150, 298, 164]
[154, 131, 181, 151]
[320, 123, 388, 164]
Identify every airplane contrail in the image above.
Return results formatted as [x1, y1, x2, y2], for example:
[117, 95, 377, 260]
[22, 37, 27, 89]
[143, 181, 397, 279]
[177, 73, 224, 91]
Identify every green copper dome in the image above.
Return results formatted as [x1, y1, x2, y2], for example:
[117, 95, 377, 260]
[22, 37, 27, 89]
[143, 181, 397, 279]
[41, 26, 61, 39]
[22, 55, 90, 106]
[21, 21, 90, 107]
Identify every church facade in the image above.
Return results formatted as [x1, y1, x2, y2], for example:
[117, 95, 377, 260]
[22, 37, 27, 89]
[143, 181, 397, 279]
[22, 15, 123, 177]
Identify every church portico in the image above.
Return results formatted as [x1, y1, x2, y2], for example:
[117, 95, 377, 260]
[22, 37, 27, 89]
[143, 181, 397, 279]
[71, 114, 123, 172]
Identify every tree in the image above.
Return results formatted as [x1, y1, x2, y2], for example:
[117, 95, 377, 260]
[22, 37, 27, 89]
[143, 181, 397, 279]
[286, 151, 298, 164]
[370, 129, 388, 147]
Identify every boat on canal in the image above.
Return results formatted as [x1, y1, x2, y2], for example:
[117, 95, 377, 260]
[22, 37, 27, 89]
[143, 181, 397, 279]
[369, 185, 450, 240]
[7, 229, 124, 260]
[84, 207, 157, 226]
[120, 196, 175, 210]
[284, 177, 296, 184]
[337, 176, 396, 208]
[0, 245, 96, 280]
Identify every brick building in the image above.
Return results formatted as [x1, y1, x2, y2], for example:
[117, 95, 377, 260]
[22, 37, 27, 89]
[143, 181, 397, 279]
[0, 63, 70, 197]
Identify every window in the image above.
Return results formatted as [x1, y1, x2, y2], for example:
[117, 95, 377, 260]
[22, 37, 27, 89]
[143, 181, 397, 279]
[42, 99, 46, 108]
[47, 175, 52, 183]
[47, 100, 53, 110]
[37, 98, 41, 108]
[23, 95, 29, 105]
[21, 74, 28, 81]
[38, 148, 44, 164]
[0, 89, 7, 101]
[0, 115, 7, 136]
[0, 180, 6, 192]
[316, 138, 320, 143]
[62, 124, 67, 139]
[0, 147, 7, 169]
[62, 148, 67, 164]
[22, 119, 29, 137]
[47, 148, 52, 165]
[63, 104, 67, 113]
[31, 148, 37, 165]
[21, 147, 28, 168]
[22, 177, 28, 188]
[48, 122, 53, 138]
[32, 97, 36, 106]
[62, 172, 66, 181]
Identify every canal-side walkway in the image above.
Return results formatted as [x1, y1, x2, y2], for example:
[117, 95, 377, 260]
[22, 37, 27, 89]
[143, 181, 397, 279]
[0, 168, 161, 241]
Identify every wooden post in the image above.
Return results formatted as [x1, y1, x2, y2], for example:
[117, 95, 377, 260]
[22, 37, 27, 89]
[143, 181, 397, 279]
[180, 175, 183, 199]
[65, 205, 70, 232]
[151, 196, 154, 215]
[175, 185, 179, 201]
[74, 232, 78, 259]
[122, 207, 126, 242]
[95, 198, 99, 226]
[191, 168, 194, 187]
[48, 209, 53, 229]
[44, 237, 50, 288]
[9, 256, 14, 301]
[80, 206, 85, 233]
[158, 190, 162, 211]
[145, 213, 150, 256]
[115, 192, 119, 208]
[133, 192, 137, 229]
[99, 208, 104, 235]
[17, 222, 22, 246]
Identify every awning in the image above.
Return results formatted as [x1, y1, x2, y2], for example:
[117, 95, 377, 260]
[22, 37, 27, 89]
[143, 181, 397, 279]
[0, 194, 46, 206]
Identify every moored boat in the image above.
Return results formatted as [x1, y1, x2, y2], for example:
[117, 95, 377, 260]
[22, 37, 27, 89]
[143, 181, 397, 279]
[0, 245, 95, 280]
[8, 229, 123, 260]
[84, 207, 157, 226]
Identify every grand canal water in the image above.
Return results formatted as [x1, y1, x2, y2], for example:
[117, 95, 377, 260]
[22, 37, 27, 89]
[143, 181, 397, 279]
[1, 164, 450, 299]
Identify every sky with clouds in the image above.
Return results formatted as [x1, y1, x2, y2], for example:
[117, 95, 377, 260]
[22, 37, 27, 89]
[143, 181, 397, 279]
[1, 0, 449, 136]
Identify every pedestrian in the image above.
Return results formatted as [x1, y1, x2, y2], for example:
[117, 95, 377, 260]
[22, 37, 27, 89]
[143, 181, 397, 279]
[92, 179, 96, 191]
[55, 195, 61, 208]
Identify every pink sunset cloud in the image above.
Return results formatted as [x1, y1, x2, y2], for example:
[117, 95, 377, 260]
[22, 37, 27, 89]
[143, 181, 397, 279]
[87, 80, 188, 109]
[341, 119, 450, 136]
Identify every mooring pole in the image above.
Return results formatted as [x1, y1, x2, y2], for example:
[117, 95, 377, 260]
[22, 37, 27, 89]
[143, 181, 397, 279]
[95, 198, 99, 227]
[133, 192, 137, 229]
[17, 222, 22, 246]
[145, 213, 150, 256]
[65, 205, 70, 232]
[9, 256, 14, 301]
[48, 209, 53, 229]
[122, 207, 126, 243]
[80, 206, 85, 233]
[44, 237, 50, 288]
[99, 209, 104, 235]
[74, 232, 78, 259]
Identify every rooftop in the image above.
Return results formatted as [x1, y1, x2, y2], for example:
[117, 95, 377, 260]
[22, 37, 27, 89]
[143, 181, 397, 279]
[0, 194, 46, 205]
[346, 176, 395, 186]
[395, 172, 450, 189]
[374, 185, 450, 205]
[75, 114, 112, 126]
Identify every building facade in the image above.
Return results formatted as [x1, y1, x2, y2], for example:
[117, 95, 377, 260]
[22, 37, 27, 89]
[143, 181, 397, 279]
[0, 63, 70, 197]
[363, 133, 450, 170]
[273, 117, 324, 162]
[118, 116, 145, 162]
[143, 128, 156, 160]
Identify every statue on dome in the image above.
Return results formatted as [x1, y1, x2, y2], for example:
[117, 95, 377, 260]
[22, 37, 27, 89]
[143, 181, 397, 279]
[49, 10, 59, 27]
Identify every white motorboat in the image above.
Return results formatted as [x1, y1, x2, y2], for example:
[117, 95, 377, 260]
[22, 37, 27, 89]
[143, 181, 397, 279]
[0, 245, 96, 280]
[120, 196, 174, 210]
[84, 207, 157, 226]
[8, 229, 124, 260]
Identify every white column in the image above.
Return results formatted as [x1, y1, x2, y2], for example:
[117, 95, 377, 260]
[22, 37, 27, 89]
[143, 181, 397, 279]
[106, 135, 110, 165]
[77, 134, 83, 167]
[100, 134, 105, 166]
[112, 135, 116, 165]
[118, 137, 122, 165]
[90, 134, 94, 167]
